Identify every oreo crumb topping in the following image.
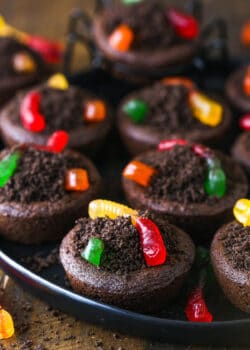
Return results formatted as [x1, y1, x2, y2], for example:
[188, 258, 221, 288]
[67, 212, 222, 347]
[74, 212, 182, 274]
[106, 2, 178, 50]
[21, 247, 59, 273]
[11, 85, 97, 133]
[40, 86, 89, 132]
[74, 216, 145, 274]
[220, 221, 250, 271]
[143, 145, 232, 204]
[0, 146, 82, 203]
[130, 82, 210, 132]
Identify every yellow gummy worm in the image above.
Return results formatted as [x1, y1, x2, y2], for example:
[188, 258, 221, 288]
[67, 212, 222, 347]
[233, 198, 250, 227]
[88, 199, 138, 220]
[0, 16, 28, 42]
[190, 92, 223, 127]
[47, 73, 69, 90]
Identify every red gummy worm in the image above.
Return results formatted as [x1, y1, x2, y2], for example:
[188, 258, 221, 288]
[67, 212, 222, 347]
[185, 287, 213, 322]
[239, 114, 250, 131]
[135, 217, 167, 266]
[26, 35, 63, 64]
[47, 130, 69, 152]
[20, 91, 46, 132]
[166, 8, 199, 40]
[158, 139, 187, 151]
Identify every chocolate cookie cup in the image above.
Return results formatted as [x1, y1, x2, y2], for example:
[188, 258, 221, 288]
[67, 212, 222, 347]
[122, 141, 248, 241]
[118, 79, 231, 155]
[0, 37, 47, 107]
[0, 145, 102, 244]
[232, 131, 250, 175]
[225, 66, 250, 113]
[60, 200, 195, 312]
[211, 219, 250, 314]
[92, 2, 199, 82]
[0, 74, 113, 156]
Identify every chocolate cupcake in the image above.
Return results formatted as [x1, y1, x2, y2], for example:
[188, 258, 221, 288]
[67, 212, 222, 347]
[93, 2, 199, 82]
[231, 114, 250, 175]
[0, 145, 102, 244]
[211, 216, 250, 313]
[232, 131, 250, 175]
[118, 78, 231, 155]
[225, 65, 250, 113]
[0, 36, 47, 106]
[0, 74, 112, 155]
[60, 199, 195, 312]
[122, 141, 248, 241]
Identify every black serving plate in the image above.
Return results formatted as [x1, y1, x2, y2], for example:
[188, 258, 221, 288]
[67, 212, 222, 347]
[0, 62, 250, 346]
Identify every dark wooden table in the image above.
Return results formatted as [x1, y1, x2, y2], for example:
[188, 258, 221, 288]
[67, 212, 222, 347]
[0, 0, 249, 349]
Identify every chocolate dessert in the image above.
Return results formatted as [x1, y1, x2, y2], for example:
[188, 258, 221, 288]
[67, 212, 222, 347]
[118, 80, 231, 155]
[122, 142, 248, 241]
[225, 66, 250, 113]
[0, 37, 46, 106]
[0, 75, 113, 155]
[211, 221, 250, 313]
[232, 131, 250, 175]
[93, 2, 199, 82]
[0, 145, 102, 244]
[60, 205, 195, 312]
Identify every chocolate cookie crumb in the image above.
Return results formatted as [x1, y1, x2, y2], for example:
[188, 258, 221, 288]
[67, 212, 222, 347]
[19, 339, 33, 350]
[21, 247, 59, 273]
[220, 221, 250, 271]
[74, 213, 181, 273]
[106, 2, 176, 50]
[0, 147, 82, 204]
[34, 345, 47, 350]
[74, 216, 145, 274]
[144, 145, 232, 204]
[10, 84, 102, 134]
[39, 86, 88, 133]
[135, 83, 208, 132]
[145, 145, 207, 203]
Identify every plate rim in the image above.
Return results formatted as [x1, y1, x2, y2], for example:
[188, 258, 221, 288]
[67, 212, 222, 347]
[0, 249, 249, 329]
